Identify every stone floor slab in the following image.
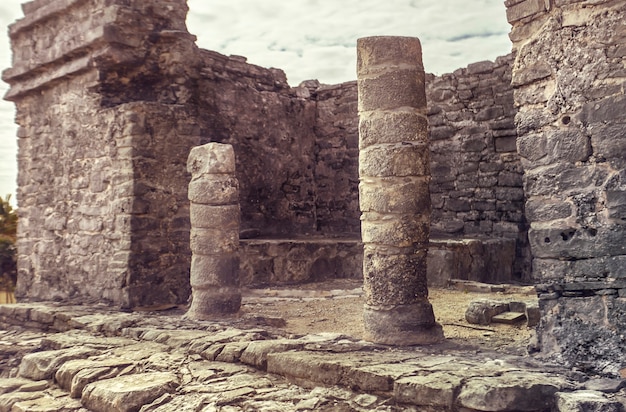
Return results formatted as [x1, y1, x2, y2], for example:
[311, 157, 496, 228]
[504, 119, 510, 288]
[81, 372, 179, 412]
[17, 348, 98, 380]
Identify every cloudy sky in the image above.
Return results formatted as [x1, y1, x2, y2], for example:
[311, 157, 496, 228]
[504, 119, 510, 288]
[0, 0, 512, 205]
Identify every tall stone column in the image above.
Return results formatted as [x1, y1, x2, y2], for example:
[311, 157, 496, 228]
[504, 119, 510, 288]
[357, 36, 443, 345]
[186, 143, 241, 319]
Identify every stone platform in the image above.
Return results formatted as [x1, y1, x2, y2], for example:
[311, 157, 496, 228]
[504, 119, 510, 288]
[1, 298, 624, 411]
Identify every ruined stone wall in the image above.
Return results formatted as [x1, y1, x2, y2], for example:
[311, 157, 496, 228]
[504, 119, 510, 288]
[427, 56, 522, 238]
[195, 51, 320, 238]
[4, 0, 201, 307]
[194, 62, 361, 238]
[305, 60, 529, 280]
[506, 0, 626, 376]
[426, 55, 529, 280]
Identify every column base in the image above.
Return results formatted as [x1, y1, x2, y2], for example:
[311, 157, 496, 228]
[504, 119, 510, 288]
[363, 302, 444, 345]
[185, 287, 241, 320]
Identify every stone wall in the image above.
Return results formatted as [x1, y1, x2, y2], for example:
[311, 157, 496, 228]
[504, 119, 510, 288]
[506, 0, 626, 376]
[426, 55, 529, 280]
[312, 81, 360, 236]
[195, 51, 319, 237]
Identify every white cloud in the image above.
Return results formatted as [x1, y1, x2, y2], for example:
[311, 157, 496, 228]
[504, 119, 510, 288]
[0, 0, 513, 202]
[187, 0, 511, 84]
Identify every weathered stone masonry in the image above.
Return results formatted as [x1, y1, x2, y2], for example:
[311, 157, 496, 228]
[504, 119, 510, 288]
[4, 0, 527, 308]
[3, 0, 202, 308]
[506, 0, 626, 375]
[6, 0, 625, 376]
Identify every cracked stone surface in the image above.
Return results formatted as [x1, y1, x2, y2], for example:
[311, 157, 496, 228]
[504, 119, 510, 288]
[0, 300, 624, 412]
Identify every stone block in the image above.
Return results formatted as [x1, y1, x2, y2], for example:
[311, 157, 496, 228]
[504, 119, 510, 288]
[462, 136, 487, 152]
[517, 133, 548, 162]
[580, 94, 626, 125]
[11, 395, 83, 412]
[358, 69, 426, 112]
[18, 348, 98, 381]
[361, 214, 429, 249]
[467, 60, 496, 75]
[363, 249, 428, 305]
[187, 176, 239, 205]
[359, 177, 430, 214]
[239, 340, 303, 370]
[187, 143, 236, 177]
[359, 144, 429, 178]
[81, 372, 179, 412]
[266, 351, 344, 387]
[458, 372, 568, 411]
[190, 254, 239, 288]
[495, 136, 518, 153]
[584, 378, 626, 393]
[511, 61, 552, 86]
[394, 372, 464, 408]
[189, 228, 238, 255]
[529, 225, 626, 259]
[506, 0, 548, 23]
[538, 295, 626, 376]
[545, 129, 591, 163]
[426, 249, 455, 287]
[465, 299, 509, 325]
[591, 124, 626, 169]
[524, 163, 607, 197]
[606, 190, 626, 220]
[525, 198, 573, 222]
[525, 303, 541, 327]
[189, 204, 240, 229]
[555, 390, 624, 412]
[359, 111, 428, 149]
[430, 125, 457, 141]
[476, 106, 504, 121]
[357, 36, 423, 75]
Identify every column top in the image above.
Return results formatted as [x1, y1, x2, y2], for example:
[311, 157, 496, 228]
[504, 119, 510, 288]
[357, 36, 424, 76]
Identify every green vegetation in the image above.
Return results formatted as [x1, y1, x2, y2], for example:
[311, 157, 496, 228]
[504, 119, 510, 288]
[0, 194, 17, 291]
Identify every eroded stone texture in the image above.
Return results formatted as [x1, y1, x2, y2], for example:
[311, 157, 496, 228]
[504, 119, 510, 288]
[3, 0, 201, 308]
[4, 0, 528, 306]
[507, 0, 626, 376]
[426, 55, 529, 282]
[357, 36, 443, 345]
[186, 143, 241, 318]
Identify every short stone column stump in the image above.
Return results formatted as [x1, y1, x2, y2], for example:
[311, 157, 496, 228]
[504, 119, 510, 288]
[186, 143, 241, 319]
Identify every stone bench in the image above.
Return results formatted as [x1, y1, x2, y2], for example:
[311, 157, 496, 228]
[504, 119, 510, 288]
[239, 236, 518, 287]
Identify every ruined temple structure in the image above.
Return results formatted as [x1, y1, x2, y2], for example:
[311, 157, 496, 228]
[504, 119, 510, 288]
[2, 0, 625, 376]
